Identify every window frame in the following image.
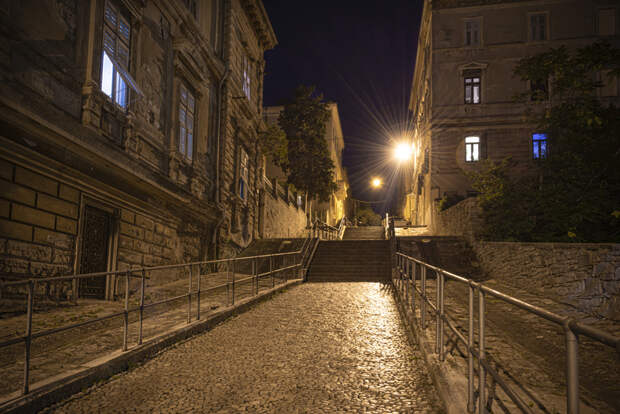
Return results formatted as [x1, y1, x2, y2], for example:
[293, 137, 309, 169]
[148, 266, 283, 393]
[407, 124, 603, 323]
[100, 0, 131, 109]
[182, 0, 198, 20]
[530, 77, 549, 101]
[465, 136, 480, 163]
[178, 83, 196, 161]
[238, 147, 249, 202]
[597, 8, 616, 36]
[242, 55, 251, 101]
[528, 12, 549, 42]
[464, 17, 482, 47]
[464, 71, 481, 104]
[532, 133, 548, 160]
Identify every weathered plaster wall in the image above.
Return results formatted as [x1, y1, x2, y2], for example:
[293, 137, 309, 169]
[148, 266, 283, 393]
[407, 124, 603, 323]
[474, 242, 620, 321]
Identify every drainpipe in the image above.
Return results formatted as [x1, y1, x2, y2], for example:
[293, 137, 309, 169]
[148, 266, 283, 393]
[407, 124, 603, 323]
[215, 68, 230, 205]
[211, 68, 231, 259]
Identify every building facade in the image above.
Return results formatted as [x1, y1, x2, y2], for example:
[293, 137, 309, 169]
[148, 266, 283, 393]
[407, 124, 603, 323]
[0, 0, 276, 298]
[263, 103, 349, 227]
[404, 0, 619, 230]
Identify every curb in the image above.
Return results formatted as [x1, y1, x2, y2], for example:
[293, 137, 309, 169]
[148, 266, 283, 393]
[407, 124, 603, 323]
[392, 286, 467, 414]
[0, 279, 303, 414]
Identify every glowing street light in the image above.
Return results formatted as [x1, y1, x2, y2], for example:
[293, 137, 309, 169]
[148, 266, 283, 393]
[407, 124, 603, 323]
[371, 177, 382, 189]
[393, 142, 414, 162]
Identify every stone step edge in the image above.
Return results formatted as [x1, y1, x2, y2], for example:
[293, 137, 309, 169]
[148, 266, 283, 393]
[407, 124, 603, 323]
[0, 279, 303, 414]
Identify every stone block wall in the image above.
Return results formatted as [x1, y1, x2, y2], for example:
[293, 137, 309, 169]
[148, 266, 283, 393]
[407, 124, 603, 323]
[0, 160, 79, 284]
[262, 188, 306, 239]
[0, 158, 188, 295]
[473, 242, 620, 321]
[117, 210, 182, 284]
[431, 197, 482, 243]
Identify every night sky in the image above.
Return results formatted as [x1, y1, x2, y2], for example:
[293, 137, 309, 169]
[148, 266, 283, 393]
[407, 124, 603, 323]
[262, 0, 423, 213]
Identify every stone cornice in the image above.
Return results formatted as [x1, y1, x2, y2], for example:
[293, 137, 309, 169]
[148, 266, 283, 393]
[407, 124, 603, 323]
[240, 0, 278, 51]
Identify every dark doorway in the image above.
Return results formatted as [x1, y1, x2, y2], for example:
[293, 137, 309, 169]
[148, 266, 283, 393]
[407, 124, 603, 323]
[79, 205, 113, 299]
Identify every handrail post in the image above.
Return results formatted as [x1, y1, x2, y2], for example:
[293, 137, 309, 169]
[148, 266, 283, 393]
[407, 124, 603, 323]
[467, 282, 475, 413]
[565, 321, 580, 414]
[196, 265, 201, 321]
[270, 255, 274, 288]
[252, 258, 257, 296]
[187, 264, 192, 324]
[478, 288, 486, 414]
[23, 280, 34, 395]
[231, 259, 236, 306]
[123, 270, 130, 351]
[421, 265, 427, 328]
[139, 269, 145, 345]
[435, 270, 441, 355]
[439, 270, 445, 361]
[411, 260, 415, 315]
[226, 260, 230, 306]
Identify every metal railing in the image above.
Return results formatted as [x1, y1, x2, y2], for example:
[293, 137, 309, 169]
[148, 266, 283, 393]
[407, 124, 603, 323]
[392, 250, 620, 414]
[310, 219, 339, 240]
[0, 250, 304, 397]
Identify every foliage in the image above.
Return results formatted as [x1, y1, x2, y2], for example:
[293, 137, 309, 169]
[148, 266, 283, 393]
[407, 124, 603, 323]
[278, 85, 337, 203]
[356, 206, 382, 226]
[436, 193, 465, 212]
[471, 41, 620, 242]
[258, 123, 288, 170]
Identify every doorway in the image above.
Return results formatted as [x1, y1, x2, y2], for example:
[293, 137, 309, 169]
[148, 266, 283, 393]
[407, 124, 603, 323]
[78, 205, 114, 299]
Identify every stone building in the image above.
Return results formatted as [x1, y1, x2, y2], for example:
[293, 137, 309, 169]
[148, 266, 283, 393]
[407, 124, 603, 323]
[263, 102, 349, 227]
[0, 0, 276, 298]
[404, 0, 620, 230]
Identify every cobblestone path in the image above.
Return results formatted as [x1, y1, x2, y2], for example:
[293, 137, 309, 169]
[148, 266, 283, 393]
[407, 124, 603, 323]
[44, 283, 443, 413]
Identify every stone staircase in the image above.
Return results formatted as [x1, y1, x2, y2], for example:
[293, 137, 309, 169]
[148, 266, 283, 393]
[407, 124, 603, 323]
[342, 226, 384, 240]
[306, 240, 391, 282]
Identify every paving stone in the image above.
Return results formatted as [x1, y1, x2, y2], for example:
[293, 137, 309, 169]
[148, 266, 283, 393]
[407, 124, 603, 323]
[43, 283, 444, 413]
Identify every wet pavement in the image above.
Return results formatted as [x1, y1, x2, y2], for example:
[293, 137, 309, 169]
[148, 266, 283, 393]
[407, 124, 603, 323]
[43, 283, 444, 413]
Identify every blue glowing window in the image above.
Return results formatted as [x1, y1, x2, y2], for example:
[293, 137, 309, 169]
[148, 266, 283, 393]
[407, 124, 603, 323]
[533, 133, 547, 159]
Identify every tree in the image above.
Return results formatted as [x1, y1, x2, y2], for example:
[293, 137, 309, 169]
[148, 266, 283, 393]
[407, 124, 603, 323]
[470, 41, 620, 242]
[258, 123, 288, 170]
[356, 206, 382, 226]
[278, 85, 337, 216]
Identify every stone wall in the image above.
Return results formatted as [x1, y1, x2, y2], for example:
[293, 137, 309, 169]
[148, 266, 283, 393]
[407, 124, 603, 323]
[0, 157, 188, 297]
[1, 160, 79, 283]
[473, 242, 620, 321]
[262, 185, 306, 239]
[431, 197, 482, 243]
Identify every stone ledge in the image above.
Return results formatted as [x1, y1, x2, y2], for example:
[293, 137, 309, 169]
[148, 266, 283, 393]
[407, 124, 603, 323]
[0, 279, 303, 414]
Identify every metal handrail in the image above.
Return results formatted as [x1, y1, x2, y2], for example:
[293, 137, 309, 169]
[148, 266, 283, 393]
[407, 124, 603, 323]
[0, 250, 303, 396]
[392, 250, 620, 414]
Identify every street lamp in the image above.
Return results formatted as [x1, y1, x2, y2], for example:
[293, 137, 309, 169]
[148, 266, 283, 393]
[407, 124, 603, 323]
[371, 177, 382, 189]
[393, 142, 414, 162]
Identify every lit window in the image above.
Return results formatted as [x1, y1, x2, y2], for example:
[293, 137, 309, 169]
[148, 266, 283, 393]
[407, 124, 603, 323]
[239, 148, 249, 200]
[179, 84, 195, 160]
[242, 55, 251, 101]
[530, 13, 547, 41]
[532, 133, 547, 159]
[101, 1, 130, 109]
[465, 136, 480, 162]
[465, 19, 480, 46]
[598, 9, 616, 36]
[464, 70, 481, 104]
